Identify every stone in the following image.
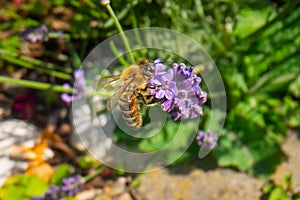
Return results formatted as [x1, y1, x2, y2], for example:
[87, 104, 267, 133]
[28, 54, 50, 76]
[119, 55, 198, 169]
[76, 188, 104, 200]
[273, 130, 300, 192]
[133, 166, 265, 200]
[0, 119, 39, 186]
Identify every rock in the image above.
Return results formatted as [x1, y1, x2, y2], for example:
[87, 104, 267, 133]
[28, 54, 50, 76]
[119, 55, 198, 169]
[76, 188, 104, 200]
[118, 193, 132, 200]
[96, 194, 111, 200]
[103, 177, 128, 197]
[0, 119, 39, 186]
[133, 167, 265, 200]
[273, 130, 300, 192]
[77, 177, 131, 200]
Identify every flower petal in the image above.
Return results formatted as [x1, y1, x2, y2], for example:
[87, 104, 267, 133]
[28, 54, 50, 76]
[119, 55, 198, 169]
[161, 100, 173, 111]
[165, 90, 173, 100]
[61, 93, 73, 104]
[155, 89, 165, 99]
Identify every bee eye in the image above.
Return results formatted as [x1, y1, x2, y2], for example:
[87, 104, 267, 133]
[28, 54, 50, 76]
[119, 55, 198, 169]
[144, 64, 151, 71]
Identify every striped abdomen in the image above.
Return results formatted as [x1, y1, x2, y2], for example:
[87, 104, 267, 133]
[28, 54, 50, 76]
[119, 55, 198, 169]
[118, 91, 142, 130]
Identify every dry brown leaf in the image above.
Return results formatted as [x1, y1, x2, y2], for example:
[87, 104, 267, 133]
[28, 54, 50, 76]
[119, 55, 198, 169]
[9, 124, 63, 181]
[26, 161, 54, 182]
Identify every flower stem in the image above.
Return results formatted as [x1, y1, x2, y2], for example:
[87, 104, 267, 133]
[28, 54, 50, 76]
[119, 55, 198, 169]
[0, 76, 72, 93]
[0, 49, 72, 74]
[194, 0, 226, 53]
[82, 166, 107, 183]
[104, 3, 136, 64]
[0, 50, 71, 80]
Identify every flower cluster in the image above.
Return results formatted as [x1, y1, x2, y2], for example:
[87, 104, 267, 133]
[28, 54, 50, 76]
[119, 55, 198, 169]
[21, 25, 62, 43]
[196, 130, 218, 149]
[21, 25, 50, 43]
[62, 175, 84, 196]
[30, 175, 83, 200]
[148, 59, 207, 121]
[61, 69, 87, 104]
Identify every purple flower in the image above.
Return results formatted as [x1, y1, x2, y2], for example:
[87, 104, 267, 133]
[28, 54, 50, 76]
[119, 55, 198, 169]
[61, 69, 87, 104]
[62, 175, 83, 196]
[148, 59, 207, 120]
[21, 25, 49, 43]
[21, 25, 63, 43]
[154, 81, 177, 100]
[196, 130, 218, 149]
[30, 175, 83, 200]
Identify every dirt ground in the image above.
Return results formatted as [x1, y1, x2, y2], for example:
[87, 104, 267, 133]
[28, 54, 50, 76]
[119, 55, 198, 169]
[1, 117, 299, 200]
[132, 130, 300, 200]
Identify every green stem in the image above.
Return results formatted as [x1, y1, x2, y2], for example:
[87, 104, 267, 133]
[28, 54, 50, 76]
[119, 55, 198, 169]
[65, 37, 82, 69]
[105, 3, 136, 64]
[99, 3, 132, 29]
[245, 1, 300, 40]
[0, 75, 114, 98]
[0, 76, 72, 93]
[194, 0, 226, 53]
[0, 49, 71, 73]
[109, 41, 129, 66]
[0, 51, 71, 80]
[82, 166, 107, 183]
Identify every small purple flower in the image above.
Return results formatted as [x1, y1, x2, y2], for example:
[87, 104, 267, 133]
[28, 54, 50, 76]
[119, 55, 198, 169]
[154, 58, 162, 64]
[30, 175, 83, 200]
[148, 59, 207, 121]
[61, 83, 72, 104]
[21, 25, 49, 43]
[21, 25, 63, 43]
[196, 130, 218, 149]
[62, 175, 83, 196]
[61, 69, 87, 104]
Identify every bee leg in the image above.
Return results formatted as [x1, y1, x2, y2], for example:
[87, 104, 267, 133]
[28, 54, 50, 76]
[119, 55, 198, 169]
[135, 88, 157, 106]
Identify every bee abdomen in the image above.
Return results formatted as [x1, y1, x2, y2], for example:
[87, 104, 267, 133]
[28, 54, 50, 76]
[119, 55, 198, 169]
[119, 93, 142, 130]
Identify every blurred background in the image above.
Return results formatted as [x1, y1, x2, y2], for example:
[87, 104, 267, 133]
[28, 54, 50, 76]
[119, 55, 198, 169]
[0, 0, 299, 199]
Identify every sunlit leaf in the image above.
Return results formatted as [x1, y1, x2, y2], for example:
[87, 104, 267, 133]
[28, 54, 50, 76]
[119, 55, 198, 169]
[50, 164, 72, 185]
[0, 175, 48, 200]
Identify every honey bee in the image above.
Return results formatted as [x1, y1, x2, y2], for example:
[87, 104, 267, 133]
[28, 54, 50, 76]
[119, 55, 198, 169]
[94, 60, 156, 130]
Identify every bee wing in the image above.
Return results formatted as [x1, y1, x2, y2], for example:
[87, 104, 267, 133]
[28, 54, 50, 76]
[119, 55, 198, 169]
[106, 82, 131, 111]
[92, 75, 133, 111]
[92, 75, 121, 90]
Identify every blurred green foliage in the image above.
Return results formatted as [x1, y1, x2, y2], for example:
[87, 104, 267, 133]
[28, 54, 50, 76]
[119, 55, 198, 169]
[50, 164, 72, 186]
[0, 175, 48, 199]
[262, 174, 300, 200]
[0, 0, 299, 180]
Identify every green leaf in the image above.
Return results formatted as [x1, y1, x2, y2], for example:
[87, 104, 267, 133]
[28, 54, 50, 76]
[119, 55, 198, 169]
[0, 175, 48, 200]
[263, 183, 274, 194]
[233, 72, 248, 92]
[213, 131, 253, 172]
[78, 154, 101, 169]
[234, 7, 271, 38]
[214, 102, 284, 177]
[24, 176, 48, 197]
[50, 164, 72, 185]
[288, 75, 300, 98]
[269, 187, 290, 200]
[283, 173, 292, 191]
[137, 119, 198, 164]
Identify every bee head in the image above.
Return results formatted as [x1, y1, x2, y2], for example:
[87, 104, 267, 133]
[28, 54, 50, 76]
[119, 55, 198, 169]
[139, 60, 154, 78]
